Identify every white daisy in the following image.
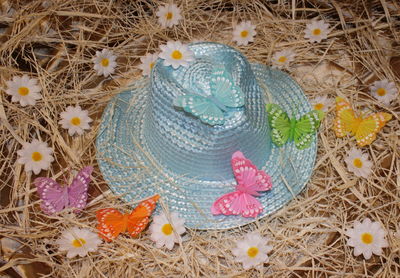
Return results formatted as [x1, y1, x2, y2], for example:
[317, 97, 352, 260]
[17, 139, 54, 175]
[232, 21, 257, 46]
[344, 148, 373, 178]
[59, 105, 92, 136]
[138, 53, 159, 76]
[159, 41, 194, 69]
[156, 3, 182, 28]
[304, 20, 331, 43]
[57, 227, 102, 258]
[369, 79, 398, 105]
[345, 218, 388, 260]
[311, 95, 333, 112]
[92, 49, 117, 77]
[5, 75, 42, 107]
[149, 212, 186, 250]
[232, 232, 272, 270]
[272, 49, 296, 69]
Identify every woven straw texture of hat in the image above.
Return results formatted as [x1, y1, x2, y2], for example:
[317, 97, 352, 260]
[0, 0, 399, 277]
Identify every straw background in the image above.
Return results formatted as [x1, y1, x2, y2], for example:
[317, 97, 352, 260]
[0, 0, 399, 277]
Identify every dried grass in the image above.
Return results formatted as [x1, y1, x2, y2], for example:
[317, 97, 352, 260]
[0, 0, 399, 277]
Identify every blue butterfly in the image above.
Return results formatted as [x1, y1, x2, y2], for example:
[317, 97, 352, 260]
[173, 67, 245, 126]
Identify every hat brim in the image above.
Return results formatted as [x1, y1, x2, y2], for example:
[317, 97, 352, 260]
[96, 64, 317, 230]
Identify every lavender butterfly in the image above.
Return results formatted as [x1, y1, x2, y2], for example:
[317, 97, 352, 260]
[34, 166, 93, 215]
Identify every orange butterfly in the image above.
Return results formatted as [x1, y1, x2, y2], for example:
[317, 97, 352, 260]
[333, 97, 392, 147]
[96, 195, 159, 242]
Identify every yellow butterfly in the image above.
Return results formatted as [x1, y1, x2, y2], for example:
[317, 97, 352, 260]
[333, 97, 392, 147]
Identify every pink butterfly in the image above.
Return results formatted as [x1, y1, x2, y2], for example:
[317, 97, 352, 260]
[211, 151, 272, 218]
[34, 166, 93, 215]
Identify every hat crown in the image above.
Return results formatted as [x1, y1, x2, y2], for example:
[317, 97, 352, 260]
[142, 42, 271, 181]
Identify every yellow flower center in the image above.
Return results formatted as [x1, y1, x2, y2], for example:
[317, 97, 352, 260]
[376, 88, 387, 96]
[247, 246, 259, 258]
[312, 28, 322, 35]
[150, 62, 155, 70]
[171, 50, 183, 60]
[360, 233, 373, 244]
[18, 87, 30, 96]
[101, 58, 109, 67]
[278, 56, 287, 63]
[240, 30, 249, 38]
[70, 117, 81, 126]
[314, 103, 324, 110]
[161, 224, 173, 235]
[353, 158, 363, 168]
[31, 152, 43, 162]
[72, 238, 86, 248]
[166, 12, 173, 20]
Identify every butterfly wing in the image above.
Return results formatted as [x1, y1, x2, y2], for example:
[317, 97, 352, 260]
[266, 104, 291, 147]
[211, 151, 271, 217]
[255, 170, 273, 192]
[231, 151, 272, 193]
[210, 67, 244, 108]
[355, 113, 392, 146]
[174, 95, 225, 125]
[96, 208, 125, 242]
[67, 166, 93, 213]
[211, 191, 263, 218]
[237, 193, 264, 217]
[333, 97, 359, 137]
[34, 178, 68, 215]
[293, 110, 322, 150]
[127, 195, 160, 237]
[211, 191, 241, 216]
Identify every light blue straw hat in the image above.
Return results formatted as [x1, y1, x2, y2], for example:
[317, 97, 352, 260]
[96, 42, 317, 229]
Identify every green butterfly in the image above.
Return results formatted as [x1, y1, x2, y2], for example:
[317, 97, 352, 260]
[266, 104, 324, 150]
